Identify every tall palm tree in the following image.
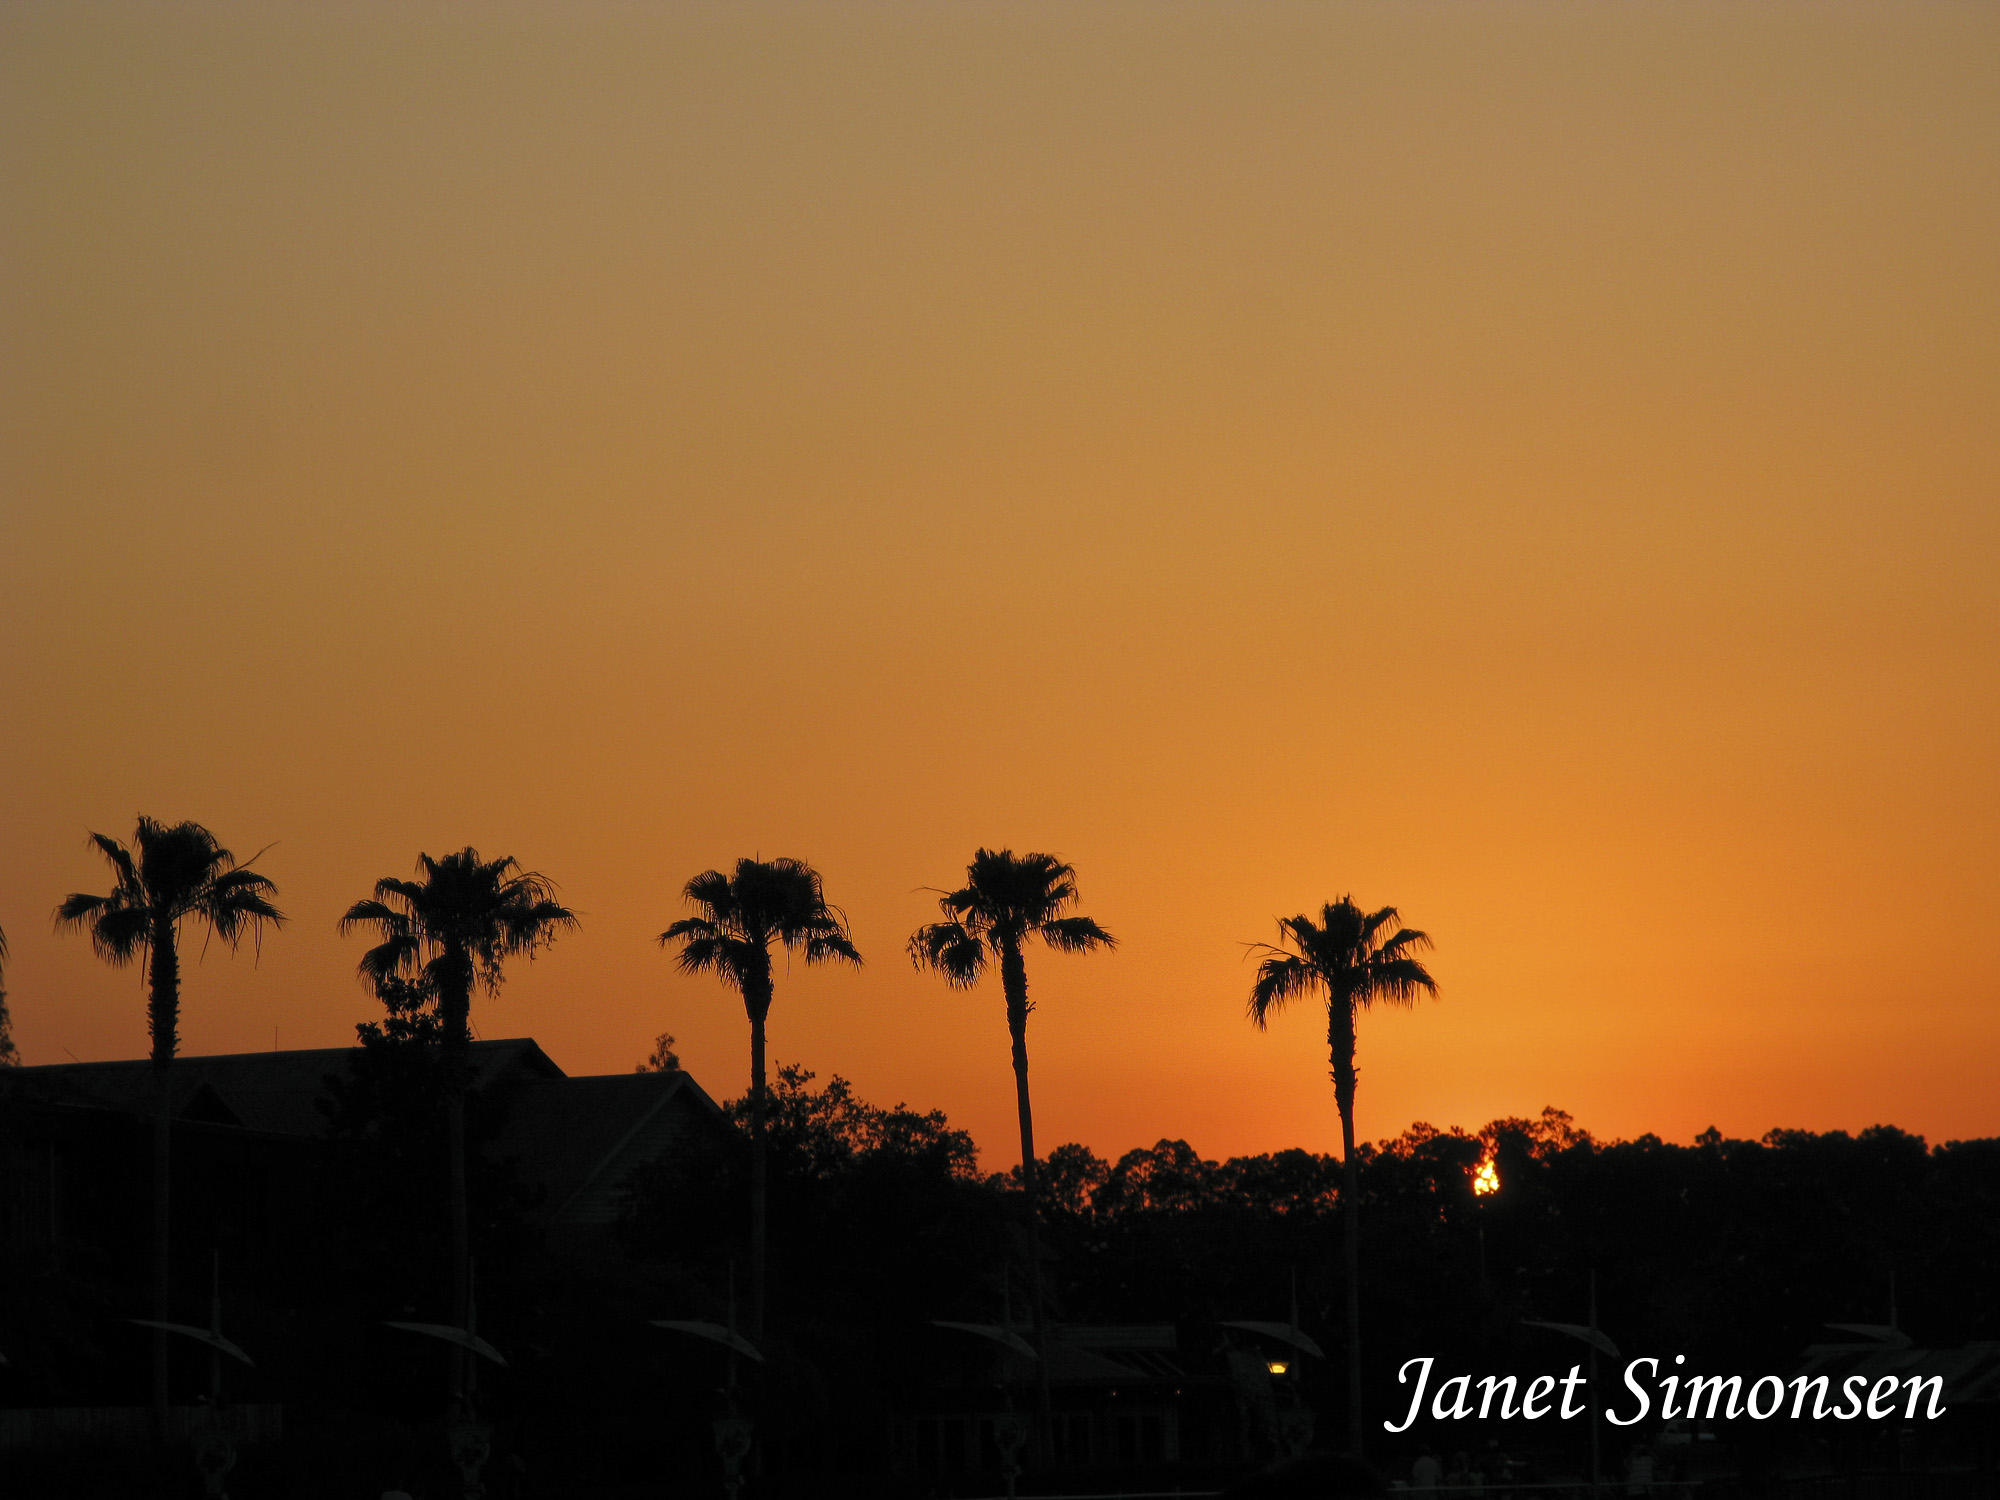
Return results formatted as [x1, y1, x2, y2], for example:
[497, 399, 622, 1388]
[54, 817, 284, 1425]
[909, 849, 1115, 1461]
[1246, 896, 1436, 1458]
[340, 848, 576, 1409]
[659, 857, 860, 1342]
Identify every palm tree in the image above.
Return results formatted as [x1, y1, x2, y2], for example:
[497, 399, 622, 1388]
[54, 817, 284, 1426]
[659, 857, 860, 1342]
[339, 848, 576, 1409]
[1246, 896, 1437, 1458]
[909, 849, 1115, 1461]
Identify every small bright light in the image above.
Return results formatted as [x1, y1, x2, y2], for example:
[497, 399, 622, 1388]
[1472, 1154, 1500, 1197]
[1267, 1360, 1289, 1376]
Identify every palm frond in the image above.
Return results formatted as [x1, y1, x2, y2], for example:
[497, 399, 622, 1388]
[908, 920, 986, 987]
[1354, 902, 1402, 946]
[1038, 916, 1115, 954]
[497, 897, 578, 954]
[671, 931, 758, 985]
[93, 905, 151, 964]
[682, 869, 737, 923]
[1358, 956, 1438, 1009]
[200, 878, 286, 949]
[87, 832, 140, 890]
[371, 876, 428, 908]
[338, 898, 410, 939]
[660, 916, 718, 946]
[1375, 926, 1433, 960]
[207, 866, 279, 899]
[801, 928, 863, 967]
[357, 935, 420, 986]
[53, 891, 114, 930]
[1247, 951, 1319, 1028]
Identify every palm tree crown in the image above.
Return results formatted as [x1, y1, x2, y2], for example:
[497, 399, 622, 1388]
[661, 857, 861, 1017]
[908, 848, 1114, 993]
[1247, 897, 1437, 1032]
[55, 817, 284, 1063]
[340, 848, 577, 1017]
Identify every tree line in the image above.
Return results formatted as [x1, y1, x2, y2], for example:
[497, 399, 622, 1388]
[4, 813, 1994, 1494]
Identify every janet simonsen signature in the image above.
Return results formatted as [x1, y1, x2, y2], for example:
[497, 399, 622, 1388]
[1382, 1355, 1948, 1432]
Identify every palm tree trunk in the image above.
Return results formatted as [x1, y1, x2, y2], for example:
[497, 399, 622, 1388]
[147, 926, 179, 1436]
[1001, 942, 1055, 1469]
[443, 969, 471, 1416]
[748, 1005, 768, 1344]
[1330, 1004, 1363, 1458]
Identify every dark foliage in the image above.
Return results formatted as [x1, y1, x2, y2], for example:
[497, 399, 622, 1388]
[619, 1064, 1004, 1472]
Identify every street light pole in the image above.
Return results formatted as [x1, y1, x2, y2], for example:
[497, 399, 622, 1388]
[1522, 1279, 1619, 1500]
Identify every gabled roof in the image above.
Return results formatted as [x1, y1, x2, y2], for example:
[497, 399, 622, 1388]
[8, 1039, 565, 1138]
[490, 1068, 730, 1225]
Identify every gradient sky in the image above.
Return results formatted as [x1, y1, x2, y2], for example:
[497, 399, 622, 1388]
[3, 2, 1996, 1168]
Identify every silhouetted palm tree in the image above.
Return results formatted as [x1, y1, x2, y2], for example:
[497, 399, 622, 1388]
[340, 848, 575, 1409]
[55, 817, 284, 1425]
[1247, 896, 1437, 1458]
[659, 857, 860, 1341]
[909, 849, 1115, 1460]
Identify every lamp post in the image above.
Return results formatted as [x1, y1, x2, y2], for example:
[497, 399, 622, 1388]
[1224, 1271, 1320, 1459]
[652, 1290, 767, 1500]
[1524, 1271, 1619, 1500]
[933, 1311, 1040, 1500]
[130, 1251, 255, 1499]
[383, 1307, 508, 1500]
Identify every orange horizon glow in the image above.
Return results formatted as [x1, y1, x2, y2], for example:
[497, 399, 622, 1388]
[2, 2, 1997, 1171]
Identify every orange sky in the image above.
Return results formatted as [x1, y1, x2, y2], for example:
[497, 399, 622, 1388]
[3, 2, 1996, 1168]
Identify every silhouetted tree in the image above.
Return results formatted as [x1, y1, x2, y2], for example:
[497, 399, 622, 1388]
[658, 857, 860, 1341]
[54, 816, 283, 1425]
[618, 1061, 998, 1472]
[635, 1032, 681, 1073]
[1247, 896, 1435, 1458]
[339, 848, 575, 1412]
[0, 922, 17, 1066]
[909, 848, 1115, 1459]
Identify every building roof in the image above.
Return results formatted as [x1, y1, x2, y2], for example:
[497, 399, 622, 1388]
[6, 1040, 731, 1227]
[8, 1039, 562, 1137]
[491, 1068, 727, 1224]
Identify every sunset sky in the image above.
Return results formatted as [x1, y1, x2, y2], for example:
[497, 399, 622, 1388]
[3, 2, 1996, 1168]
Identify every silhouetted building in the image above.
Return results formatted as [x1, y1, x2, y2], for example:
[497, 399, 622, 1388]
[4, 1038, 726, 1240]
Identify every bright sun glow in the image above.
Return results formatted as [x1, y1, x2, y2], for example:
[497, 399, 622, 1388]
[1472, 1155, 1500, 1197]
